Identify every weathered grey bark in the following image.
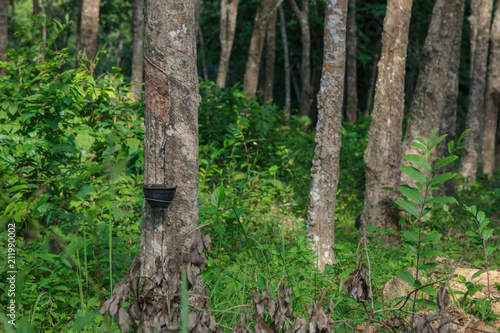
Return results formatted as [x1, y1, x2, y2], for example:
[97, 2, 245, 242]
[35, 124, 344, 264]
[264, 5, 277, 104]
[459, 0, 494, 184]
[0, 0, 7, 76]
[243, 0, 275, 98]
[130, 0, 144, 100]
[194, 0, 201, 26]
[198, 24, 209, 81]
[308, 0, 347, 271]
[496, 116, 500, 167]
[364, 52, 379, 117]
[290, 0, 311, 117]
[76, 0, 101, 59]
[360, 0, 412, 231]
[482, 0, 500, 178]
[216, 0, 239, 88]
[345, 0, 358, 123]
[401, 0, 465, 187]
[437, 0, 466, 197]
[143, 0, 202, 292]
[279, 5, 291, 112]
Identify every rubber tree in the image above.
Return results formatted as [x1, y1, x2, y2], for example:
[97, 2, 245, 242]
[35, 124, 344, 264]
[345, 0, 358, 123]
[0, 0, 7, 76]
[307, 0, 347, 271]
[216, 0, 239, 88]
[130, 0, 144, 100]
[360, 0, 412, 232]
[76, 0, 101, 59]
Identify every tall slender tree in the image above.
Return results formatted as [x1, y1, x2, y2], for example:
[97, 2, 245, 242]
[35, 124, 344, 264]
[216, 0, 239, 88]
[279, 6, 291, 112]
[290, 0, 311, 117]
[345, 0, 358, 123]
[308, 0, 347, 271]
[76, 0, 101, 59]
[0, 0, 7, 76]
[264, 5, 277, 104]
[360, 0, 412, 231]
[401, 0, 465, 187]
[130, 0, 144, 100]
[482, 0, 500, 178]
[459, 0, 494, 184]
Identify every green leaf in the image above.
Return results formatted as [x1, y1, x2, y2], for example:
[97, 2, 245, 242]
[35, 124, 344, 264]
[8, 104, 18, 115]
[420, 250, 442, 257]
[419, 263, 438, 270]
[476, 211, 485, 223]
[433, 155, 458, 171]
[415, 138, 427, 146]
[398, 185, 423, 204]
[482, 228, 494, 241]
[472, 270, 486, 280]
[427, 128, 440, 146]
[410, 142, 427, 152]
[428, 134, 447, 150]
[424, 196, 458, 205]
[401, 230, 419, 243]
[486, 246, 497, 256]
[398, 270, 416, 287]
[395, 199, 421, 218]
[429, 172, 457, 186]
[447, 141, 454, 154]
[211, 185, 225, 209]
[403, 154, 432, 172]
[401, 166, 427, 184]
[420, 233, 441, 243]
[75, 133, 95, 151]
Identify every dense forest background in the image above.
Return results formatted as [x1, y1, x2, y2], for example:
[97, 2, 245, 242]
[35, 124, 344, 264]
[1, 0, 500, 332]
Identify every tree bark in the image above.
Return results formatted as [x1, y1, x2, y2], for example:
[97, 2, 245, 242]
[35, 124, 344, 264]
[360, 0, 412, 232]
[263, 5, 277, 104]
[76, 0, 100, 60]
[279, 6, 291, 112]
[131, 0, 144, 101]
[143, 0, 202, 293]
[482, 0, 500, 178]
[437, 0, 466, 197]
[216, 0, 239, 88]
[401, 0, 465, 187]
[198, 23, 209, 81]
[243, 0, 276, 98]
[290, 0, 311, 117]
[308, 0, 347, 271]
[33, 0, 40, 16]
[364, 52, 379, 117]
[0, 0, 7, 76]
[345, 0, 358, 123]
[459, 0, 494, 184]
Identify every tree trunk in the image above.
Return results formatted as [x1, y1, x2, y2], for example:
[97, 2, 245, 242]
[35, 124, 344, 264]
[264, 5, 277, 104]
[364, 52, 379, 117]
[290, 0, 311, 117]
[308, 0, 347, 271]
[198, 23, 209, 81]
[143, 0, 203, 297]
[437, 0, 466, 197]
[482, 0, 500, 178]
[360, 0, 412, 232]
[279, 5, 291, 112]
[76, 0, 100, 60]
[0, 0, 7, 76]
[216, 0, 239, 88]
[345, 0, 358, 123]
[130, 0, 144, 101]
[401, 0, 465, 187]
[33, 0, 40, 16]
[459, 0, 494, 184]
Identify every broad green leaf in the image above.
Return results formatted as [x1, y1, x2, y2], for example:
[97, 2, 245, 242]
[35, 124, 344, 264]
[398, 185, 423, 204]
[8, 104, 18, 115]
[482, 228, 494, 241]
[429, 172, 457, 186]
[433, 155, 458, 171]
[395, 199, 421, 218]
[419, 263, 438, 270]
[211, 185, 225, 209]
[398, 270, 416, 287]
[428, 134, 447, 150]
[401, 166, 427, 184]
[415, 138, 427, 146]
[75, 133, 95, 151]
[410, 142, 427, 152]
[401, 230, 419, 243]
[479, 219, 491, 229]
[476, 211, 485, 223]
[486, 246, 497, 256]
[424, 196, 458, 205]
[403, 154, 432, 172]
[420, 233, 441, 243]
[427, 128, 440, 145]
[465, 231, 478, 237]
[447, 141, 454, 154]
[472, 270, 486, 280]
[420, 250, 442, 257]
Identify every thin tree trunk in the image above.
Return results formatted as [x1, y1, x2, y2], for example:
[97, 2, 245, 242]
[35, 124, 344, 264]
[9, 0, 14, 49]
[243, 0, 277, 98]
[264, 4, 277, 104]
[345, 0, 358, 123]
[142, 0, 204, 298]
[279, 5, 291, 112]
[0, 0, 7, 76]
[401, 0, 465, 187]
[360, 0, 412, 232]
[308, 0, 347, 271]
[437, 0, 466, 197]
[459, 0, 494, 184]
[216, 0, 239, 88]
[198, 23, 209, 81]
[33, 0, 40, 16]
[76, 0, 101, 60]
[131, 0, 144, 100]
[290, 0, 311, 117]
[364, 52, 379, 117]
[482, 0, 500, 178]
[496, 115, 500, 167]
